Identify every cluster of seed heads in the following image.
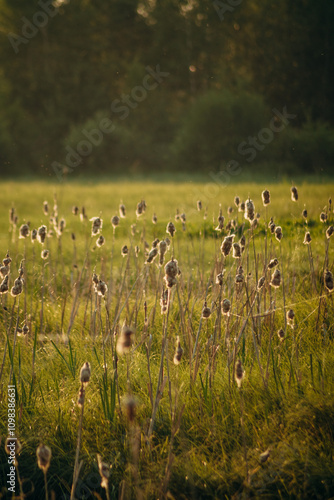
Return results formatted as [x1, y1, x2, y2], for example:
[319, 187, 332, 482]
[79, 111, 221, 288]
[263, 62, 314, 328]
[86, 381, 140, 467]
[92, 273, 108, 297]
[136, 200, 146, 217]
[245, 199, 255, 222]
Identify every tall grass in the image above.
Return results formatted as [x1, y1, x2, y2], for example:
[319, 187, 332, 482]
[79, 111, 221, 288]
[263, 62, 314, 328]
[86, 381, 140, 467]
[0, 180, 333, 499]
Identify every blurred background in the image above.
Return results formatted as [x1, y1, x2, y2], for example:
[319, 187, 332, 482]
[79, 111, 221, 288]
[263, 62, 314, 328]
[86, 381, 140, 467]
[0, 0, 333, 179]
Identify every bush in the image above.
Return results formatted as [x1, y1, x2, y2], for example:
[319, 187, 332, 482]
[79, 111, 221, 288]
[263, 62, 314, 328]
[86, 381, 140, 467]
[171, 89, 270, 170]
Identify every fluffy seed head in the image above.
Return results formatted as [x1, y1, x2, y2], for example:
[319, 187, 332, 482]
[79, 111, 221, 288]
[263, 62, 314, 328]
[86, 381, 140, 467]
[80, 362, 91, 385]
[11, 276, 23, 297]
[262, 190, 270, 206]
[37, 444, 52, 472]
[152, 213, 158, 224]
[37, 225, 47, 244]
[320, 212, 327, 223]
[232, 243, 241, 259]
[235, 359, 245, 388]
[146, 247, 158, 264]
[270, 269, 281, 288]
[222, 298, 231, 315]
[215, 215, 224, 231]
[302, 209, 308, 220]
[19, 223, 30, 239]
[166, 221, 176, 237]
[234, 196, 240, 207]
[245, 199, 255, 222]
[277, 328, 285, 342]
[216, 271, 225, 286]
[197, 200, 202, 211]
[268, 258, 279, 269]
[121, 245, 128, 257]
[31, 229, 37, 242]
[116, 325, 134, 355]
[90, 217, 103, 236]
[173, 336, 183, 365]
[324, 269, 334, 292]
[303, 232, 312, 244]
[97, 454, 110, 490]
[119, 203, 126, 218]
[72, 205, 79, 215]
[0, 275, 9, 294]
[291, 186, 298, 201]
[274, 226, 283, 241]
[257, 276, 265, 290]
[286, 309, 295, 327]
[96, 235, 105, 247]
[326, 226, 334, 239]
[111, 215, 120, 228]
[96, 280, 108, 297]
[202, 302, 211, 319]
[221, 235, 235, 257]
[41, 249, 49, 260]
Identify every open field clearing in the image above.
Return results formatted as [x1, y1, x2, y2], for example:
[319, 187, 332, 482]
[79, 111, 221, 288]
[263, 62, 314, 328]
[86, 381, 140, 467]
[0, 180, 334, 500]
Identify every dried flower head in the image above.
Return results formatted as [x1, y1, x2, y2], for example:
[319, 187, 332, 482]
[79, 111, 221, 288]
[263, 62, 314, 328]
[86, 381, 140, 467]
[80, 206, 87, 222]
[173, 336, 183, 365]
[274, 226, 283, 242]
[286, 309, 295, 327]
[235, 359, 245, 388]
[158, 240, 168, 266]
[136, 200, 146, 217]
[121, 245, 128, 257]
[277, 328, 285, 342]
[11, 276, 23, 297]
[303, 232, 312, 244]
[36, 444, 52, 472]
[80, 362, 91, 385]
[96, 280, 108, 297]
[43, 201, 48, 216]
[324, 269, 334, 292]
[37, 225, 47, 244]
[202, 302, 211, 319]
[326, 226, 334, 239]
[234, 196, 240, 207]
[160, 288, 169, 314]
[31, 228, 37, 242]
[291, 186, 298, 201]
[90, 217, 103, 236]
[135, 245, 140, 257]
[262, 189, 270, 206]
[221, 235, 235, 257]
[96, 235, 105, 248]
[215, 215, 225, 231]
[119, 203, 126, 218]
[164, 259, 179, 288]
[146, 247, 158, 264]
[302, 208, 308, 220]
[72, 205, 79, 216]
[270, 269, 281, 288]
[166, 221, 176, 237]
[216, 271, 225, 286]
[257, 276, 265, 290]
[0, 264, 9, 279]
[152, 213, 158, 224]
[268, 258, 279, 269]
[320, 212, 327, 223]
[222, 298, 231, 315]
[97, 454, 110, 490]
[239, 201, 245, 213]
[19, 223, 30, 239]
[0, 275, 9, 294]
[116, 325, 135, 355]
[245, 199, 255, 222]
[41, 249, 49, 260]
[232, 243, 241, 259]
[111, 215, 120, 229]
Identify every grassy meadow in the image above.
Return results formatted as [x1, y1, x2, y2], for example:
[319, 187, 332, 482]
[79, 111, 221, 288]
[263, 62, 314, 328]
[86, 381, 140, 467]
[0, 179, 334, 499]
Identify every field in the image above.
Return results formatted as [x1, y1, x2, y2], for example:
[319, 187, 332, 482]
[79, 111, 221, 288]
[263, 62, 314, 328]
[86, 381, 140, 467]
[0, 179, 334, 500]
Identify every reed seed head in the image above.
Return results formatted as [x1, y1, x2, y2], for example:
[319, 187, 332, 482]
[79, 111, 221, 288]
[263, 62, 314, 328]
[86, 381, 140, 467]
[173, 336, 183, 365]
[43, 201, 48, 216]
[268, 258, 279, 269]
[116, 325, 135, 355]
[320, 212, 327, 223]
[286, 309, 295, 327]
[72, 205, 79, 216]
[121, 245, 128, 257]
[291, 186, 298, 201]
[197, 200, 202, 211]
[302, 208, 308, 220]
[326, 226, 334, 239]
[19, 223, 30, 239]
[270, 268, 281, 288]
[274, 226, 283, 241]
[235, 359, 245, 388]
[152, 213, 158, 224]
[119, 203, 126, 218]
[41, 249, 49, 260]
[166, 221, 176, 237]
[245, 199, 255, 222]
[215, 215, 224, 231]
[36, 444, 52, 472]
[146, 247, 158, 264]
[80, 362, 91, 385]
[96, 235, 105, 247]
[222, 298, 231, 315]
[31, 229, 37, 242]
[232, 243, 241, 259]
[0, 275, 9, 294]
[221, 235, 235, 257]
[303, 231, 312, 244]
[97, 454, 110, 490]
[11, 276, 23, 297]
[262, 189, 270, 206]
[216, 271, 225, 286]
[324, 269, 334, 292]
[90, 217, 103, 236]
[96, 280, 108, 297]
[136, 200, 146, 217]
[257, 276, 265, 290]
[111, 215, 120, 228]
[234, 196, 240, 207]
[277, 328, 285, 342]
[202, 302, 211, 319]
